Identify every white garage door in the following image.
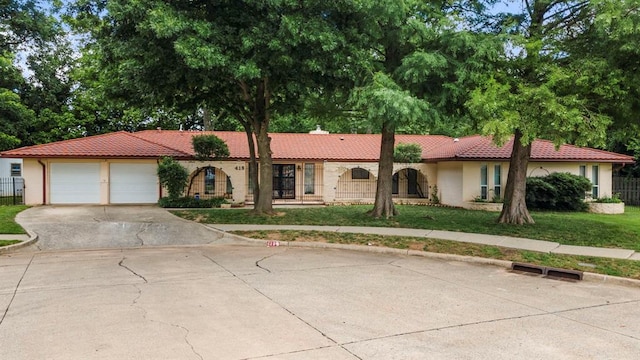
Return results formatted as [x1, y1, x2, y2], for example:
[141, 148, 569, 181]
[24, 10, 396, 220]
[50, 163, 101, 204]
[110, 163, 159, 204]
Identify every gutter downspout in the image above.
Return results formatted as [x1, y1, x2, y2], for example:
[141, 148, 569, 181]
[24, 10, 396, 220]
[37, 159, 46, 204]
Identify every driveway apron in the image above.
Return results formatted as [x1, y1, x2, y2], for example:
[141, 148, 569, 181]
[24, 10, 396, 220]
[15, 206, 222, 251]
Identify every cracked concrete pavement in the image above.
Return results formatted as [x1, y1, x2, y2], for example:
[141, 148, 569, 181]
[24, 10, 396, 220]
[1, 244, 639, 359]
[14, 205, 225, 250]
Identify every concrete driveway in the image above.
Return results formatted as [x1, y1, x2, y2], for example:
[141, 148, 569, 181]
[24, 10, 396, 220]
[15, 205, 223, 250]
[1, 245, 639, 359]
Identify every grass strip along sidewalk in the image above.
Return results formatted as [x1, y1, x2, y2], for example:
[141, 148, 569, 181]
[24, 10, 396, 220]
[0, 205, 28, 235]
[0, 205, 28, 247]
[172, 205, 640, 279]
[231, 230, 640, 280]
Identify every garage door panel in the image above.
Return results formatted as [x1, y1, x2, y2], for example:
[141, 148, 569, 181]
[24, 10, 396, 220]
[50, 163, 101, 204]
[110, 163, 158, 204]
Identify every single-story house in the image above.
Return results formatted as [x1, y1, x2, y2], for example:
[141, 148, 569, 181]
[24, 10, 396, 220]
[0, 128, 634, 207]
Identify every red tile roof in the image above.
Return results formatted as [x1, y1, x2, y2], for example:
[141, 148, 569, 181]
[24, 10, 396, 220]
[0, 131, 192, 159]
[1, 130, 634, 164]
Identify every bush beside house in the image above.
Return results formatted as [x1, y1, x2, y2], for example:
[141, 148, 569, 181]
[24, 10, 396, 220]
[526, 172, 591, 211]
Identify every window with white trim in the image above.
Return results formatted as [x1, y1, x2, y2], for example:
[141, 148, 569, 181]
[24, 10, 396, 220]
[591, 165, 599, 198]
[10, 163, 21, 177]
[579, 165, 586, 178]
[304, 163, 315, 194]
[480, 165, 488, 200]
[493, 164, 501, 199]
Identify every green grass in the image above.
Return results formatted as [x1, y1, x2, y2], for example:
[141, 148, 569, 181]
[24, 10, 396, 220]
[172, 205, 640, 250]
[0, 240, 21, 247]
[232, 230, 640, 280]
[0, 205, 28, 234]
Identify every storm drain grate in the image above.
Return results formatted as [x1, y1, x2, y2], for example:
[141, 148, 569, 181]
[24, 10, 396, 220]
[545, 267, 583, 281]
[512, 263, 545, 275]
[511, 263, 583, 281]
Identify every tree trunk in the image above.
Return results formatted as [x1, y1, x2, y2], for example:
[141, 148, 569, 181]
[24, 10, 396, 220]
[202, 106, 213, 130]
[241, 121, 259, 205]
[251, 78, 273, 215]
[369, 120, 398, 218]
[498, 129, 534, 224]
[253, 123, 273, 214]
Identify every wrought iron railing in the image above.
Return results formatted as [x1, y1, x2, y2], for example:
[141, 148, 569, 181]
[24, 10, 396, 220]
[0, 177, 24, 205]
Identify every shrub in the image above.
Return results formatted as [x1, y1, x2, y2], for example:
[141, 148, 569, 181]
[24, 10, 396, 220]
[526, 177, 558, 209]
[157, 157, 189, 199]
[158, 196, 227, 208]
[192, 135, 230, 160]
[594, 193, 622, 203]
[430, 185, 440, 204]
[526, 172, 591, 211]
[393, 143, 422, 163]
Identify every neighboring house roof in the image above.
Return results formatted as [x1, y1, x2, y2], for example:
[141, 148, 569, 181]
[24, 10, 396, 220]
[0, 129, 635, 164]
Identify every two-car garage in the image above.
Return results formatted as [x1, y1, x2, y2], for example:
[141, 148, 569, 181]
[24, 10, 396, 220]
[49, 162, 159, 204]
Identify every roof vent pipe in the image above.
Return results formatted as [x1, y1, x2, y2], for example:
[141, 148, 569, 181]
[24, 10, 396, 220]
[309, 125, 329, 134]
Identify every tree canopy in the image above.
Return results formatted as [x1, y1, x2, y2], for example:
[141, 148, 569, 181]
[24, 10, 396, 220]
[71, 0, 370, 214]
[1, 0, 638, 224]
[467, 0, 626, 224]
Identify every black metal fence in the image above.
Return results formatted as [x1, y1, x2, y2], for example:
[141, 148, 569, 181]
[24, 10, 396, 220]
[0, 177, 24, 205]
[613, 176, 640, 205]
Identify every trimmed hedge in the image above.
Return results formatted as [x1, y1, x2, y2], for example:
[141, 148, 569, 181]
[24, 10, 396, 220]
[526, 172, 591, 211]
[158, 196, 227, 208]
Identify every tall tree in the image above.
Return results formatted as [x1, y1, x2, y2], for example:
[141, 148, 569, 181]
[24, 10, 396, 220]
[71, 0, 367, 214]
[1, 0, 61, 147]
[468, 0, 612, 224]
[353, 0, 499, 218]
[577, 0, 640, 175]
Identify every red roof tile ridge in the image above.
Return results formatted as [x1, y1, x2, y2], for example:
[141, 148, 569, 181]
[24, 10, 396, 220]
[128, 131, 193, 157]
[533, 138, 634, 160]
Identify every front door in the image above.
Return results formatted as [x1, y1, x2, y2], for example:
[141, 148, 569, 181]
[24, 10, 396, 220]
[273, 164, 296, 199]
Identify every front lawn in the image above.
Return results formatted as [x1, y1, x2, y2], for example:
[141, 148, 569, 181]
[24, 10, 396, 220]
[172, 205, 640, 251]
[0, 205, 28, 234]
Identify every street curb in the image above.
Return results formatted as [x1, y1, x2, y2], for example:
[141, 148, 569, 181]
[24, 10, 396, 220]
[218, 231, 520, 268]
[582, 272, 640, 288]
[217, 231, 640, 288]
[0, 230, 39, 255]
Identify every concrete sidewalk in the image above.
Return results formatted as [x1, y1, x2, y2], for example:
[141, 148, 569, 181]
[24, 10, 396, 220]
[207, 224, 640, 261]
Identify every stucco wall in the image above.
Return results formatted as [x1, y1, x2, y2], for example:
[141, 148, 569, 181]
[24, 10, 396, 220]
[436, 162, 463, 206]
[323, 162, 378, 202]
[180, 160, 247, 204]
[323, 162, 433, 202]
[21, 157, 619, 206]
[528, 162, 613, 198]
[24, 158, 160, 205]
[23, 159, 43, 205]
[455, 161, 616, 207]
